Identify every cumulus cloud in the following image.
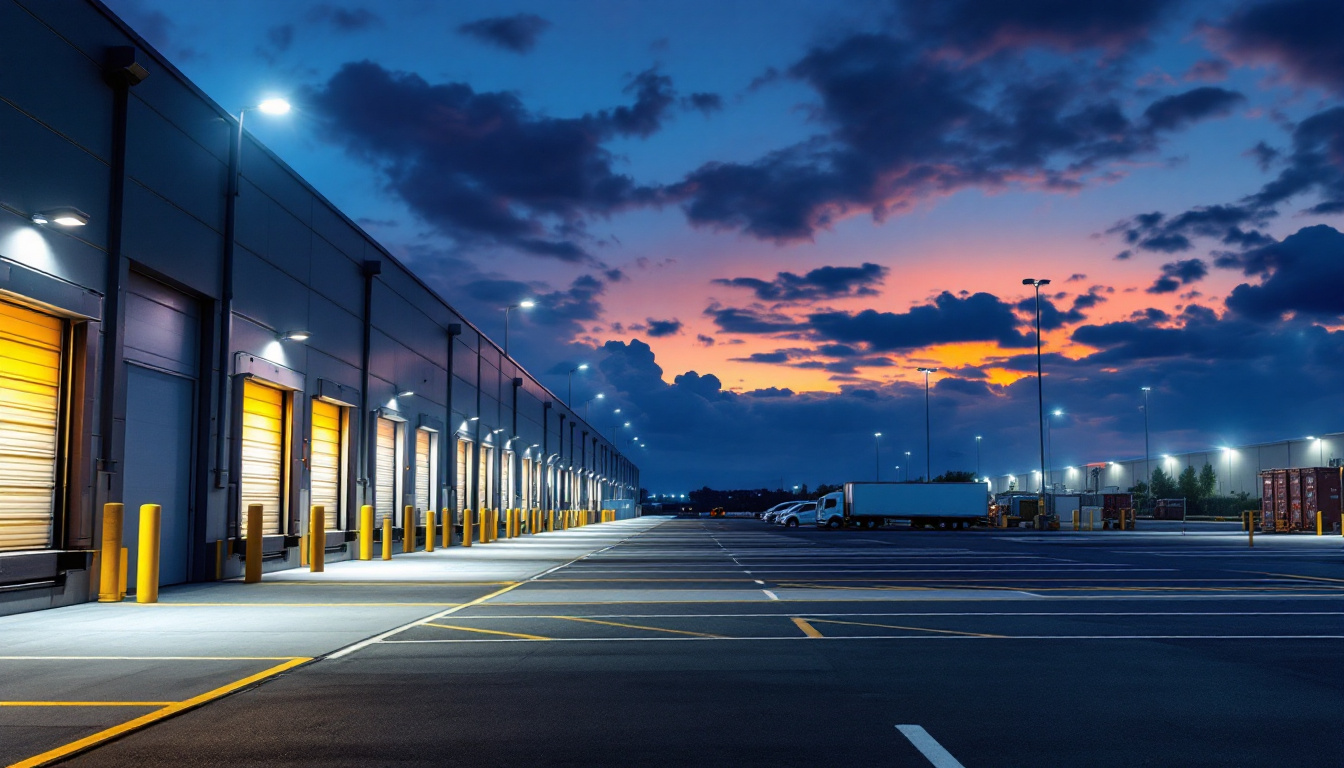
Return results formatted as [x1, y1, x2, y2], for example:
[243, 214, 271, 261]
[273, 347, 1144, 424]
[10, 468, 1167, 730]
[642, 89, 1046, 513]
[457, 13, 552, 53]
[645, 318, 684, 337]
[1146, 258, 1209, 294]
[1224, 225, 1344, 320]
[307, 5, 382, 31]
[712, 263, 888, 304]
[1211, 0, 1344, 93]
[901, 0, 1174, 58]
[808, 292, 1032, 351]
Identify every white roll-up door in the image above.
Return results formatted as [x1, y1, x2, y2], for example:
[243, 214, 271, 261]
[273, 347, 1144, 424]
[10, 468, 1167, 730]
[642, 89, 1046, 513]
[456, 438, 470, 514]
[479, 445, 494, 509]
[415, 428, 431, 523]
[310, 400, 342, 531]
[240, 380, 285, 535]
[0, 300, 62, 551]
[374, 417, 397, 525]
[502, 451, 513, 509]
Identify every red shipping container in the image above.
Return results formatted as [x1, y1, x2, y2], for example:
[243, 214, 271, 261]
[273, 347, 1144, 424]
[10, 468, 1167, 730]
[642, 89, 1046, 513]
[1260, 473, 1275, 530]
[1288, 469, 1305, 528]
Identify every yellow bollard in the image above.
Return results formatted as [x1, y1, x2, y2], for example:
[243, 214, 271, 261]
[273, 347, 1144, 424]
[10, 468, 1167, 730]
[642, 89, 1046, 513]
[310, 505, 325, 573]
[98, 503, 124, 602]
[360, 505, 374, 560]
[1249, 514, 1255, 548]
[442, 509, 451, 548]
[462, 510, 473, 548]
[299, 533, 309, 567]
[244, 503, 263, 583]
[426, 507, 436, 552]
[1242, 510, 1249, 532]
[1072, 510, 1079, 531]
[403, 505, 416, 554]
[382, 516, 393, 560]
[135, 504, 161, 603]
[119, 547, 128, 599]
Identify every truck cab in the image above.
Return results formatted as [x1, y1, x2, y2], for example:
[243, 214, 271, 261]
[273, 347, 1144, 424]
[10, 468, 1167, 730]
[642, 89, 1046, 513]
[816, 492, 844, 528]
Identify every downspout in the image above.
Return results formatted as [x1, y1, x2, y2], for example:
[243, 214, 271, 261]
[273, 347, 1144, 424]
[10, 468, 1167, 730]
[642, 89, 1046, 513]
[446, 324, 461, 512]
[542, 401, 551, 513]
[357, 261, 381, 504]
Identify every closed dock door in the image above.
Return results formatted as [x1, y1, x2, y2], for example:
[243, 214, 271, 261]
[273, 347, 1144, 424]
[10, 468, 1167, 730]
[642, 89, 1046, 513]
[415, 428, 432, 524]
[240, 380, 285, 535]
[0, 301, 63, 552]
[374, 417, 397, 525]
[310, 400, 342, 531]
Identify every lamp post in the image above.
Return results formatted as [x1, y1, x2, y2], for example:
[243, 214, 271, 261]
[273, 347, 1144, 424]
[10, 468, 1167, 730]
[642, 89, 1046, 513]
[1047, 409, 1062, 490]
[1022, 277, 1051, 514]
[503, 299, 534, 358]
[583, 393, 604, 420]
[975, 435, 982, 479]
[215, 97, 290, 489]
[904, 451, 912, 481]
[917, 367, 937, 481]
[567, 363, 588, 407]
[1141, 387, 1152, 505]
[874, 432, 882, 481]
[612, 418, 629, 442]
[893, 466, 900, 483]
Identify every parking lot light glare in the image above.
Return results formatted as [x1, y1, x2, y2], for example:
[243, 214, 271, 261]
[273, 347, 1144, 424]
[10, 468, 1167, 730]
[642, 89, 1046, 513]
[257, 97, 291, 115]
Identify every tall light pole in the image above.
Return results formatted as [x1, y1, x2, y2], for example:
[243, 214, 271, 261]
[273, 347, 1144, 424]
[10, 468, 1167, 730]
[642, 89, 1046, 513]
[1022, 277, 1051, 513]
[874, 432, 882, 481]
[917, 367, 937, 481]
[975, 435, 982, 479]
[583, 392, 604, 420]
[503, 299, 534, 358]
[904, 451, 912, 481]
[567, 363, 588, 407]
[216, 96, 290, 489]
[1047, 409, 1062, 489]
[1141, 387, 1152, 504]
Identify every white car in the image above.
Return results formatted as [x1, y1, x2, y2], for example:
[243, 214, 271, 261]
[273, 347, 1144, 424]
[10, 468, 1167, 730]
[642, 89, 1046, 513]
[777, 502, 817, 528]
[758, 501, 797, 521]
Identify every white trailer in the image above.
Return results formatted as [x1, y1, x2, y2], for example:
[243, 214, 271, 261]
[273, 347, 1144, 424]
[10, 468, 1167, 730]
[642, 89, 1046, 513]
[816, 482, 989, 530]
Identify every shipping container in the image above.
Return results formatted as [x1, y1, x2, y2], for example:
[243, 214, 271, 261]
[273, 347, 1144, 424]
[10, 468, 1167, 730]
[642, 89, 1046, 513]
[1258, 468, 1342, 532]
[1154, 499, 1185, 520]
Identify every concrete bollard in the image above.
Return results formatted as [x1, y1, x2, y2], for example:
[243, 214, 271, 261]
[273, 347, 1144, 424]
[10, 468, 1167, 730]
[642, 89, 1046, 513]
[244, 503, 264, 583]
[360, 505, 374, 560]
[462, 510, 473, 548]
[135, 504, 161, 603]
[426, 508, 436, 552]
[441, 509, 451, 549]
[98, 503, 124, 602]
[310, 505, 325, 573]
[382, 516, 393, 560]
[403, 505, 416, 554]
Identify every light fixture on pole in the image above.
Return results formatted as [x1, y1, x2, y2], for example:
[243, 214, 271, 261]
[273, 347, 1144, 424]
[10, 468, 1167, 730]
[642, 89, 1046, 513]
[1141, 387, 1152, 505]
[975, 435, 982, 479]
[567, 363, 588, 407]
[873, 432, 882, 482]
[1022, 277, 1051, 515]
[503, 299, 535, 358]
[584, 392, 604, 420]
[916, 367, 937, 482]
[904, 451, 911, 481]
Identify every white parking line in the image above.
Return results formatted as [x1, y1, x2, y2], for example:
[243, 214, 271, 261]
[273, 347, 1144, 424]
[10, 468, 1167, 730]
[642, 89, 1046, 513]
[896, 725, 965, 768]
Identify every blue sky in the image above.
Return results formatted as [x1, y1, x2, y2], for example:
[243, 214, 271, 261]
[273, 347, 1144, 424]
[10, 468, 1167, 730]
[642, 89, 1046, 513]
[105, 0, 1344, 492]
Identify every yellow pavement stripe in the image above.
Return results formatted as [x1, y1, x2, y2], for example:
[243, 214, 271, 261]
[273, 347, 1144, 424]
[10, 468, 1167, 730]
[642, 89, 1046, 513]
[8, 657, 310, 768]
[791, 617, 823, 638]
[148, 603, 465, 607]
[543, 578, 760, 583]
[807, 618, 1005, 638]
[0, 702, 174, 707]
[550, 615, 724, 638]
[1250, 572, 1344, 585]
[423, 623, 551, 640]
[241, 581, 516, 586]
[0, 656, 306, 661]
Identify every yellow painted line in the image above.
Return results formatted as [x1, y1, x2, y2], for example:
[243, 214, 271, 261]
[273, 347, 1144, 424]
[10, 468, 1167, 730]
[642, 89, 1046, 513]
[0, 701, 175, 707]
[327, 581, 529, 658]
[8, 657, 310, 768]
[542, 578, 760, 583]
[550, 615, 724, 638]
[242, 581, 516, 586]
[423, 622, 551, 640]
[791, 617, 824, 638]
[0, 656, 305, 661]
[808, 618, 1006, 638]
[149, 602, 465, 607]
[1249, 572, 1344, 585]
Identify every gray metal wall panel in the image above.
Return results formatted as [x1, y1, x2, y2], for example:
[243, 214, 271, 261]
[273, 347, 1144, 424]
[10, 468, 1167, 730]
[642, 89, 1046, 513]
[122, 183, 220, 297]
[260, 196, 314, 286]
[124, 272, 199, 375]
[303, 348, 361, 394]
[125, 100, 224, 230]
[232, 247, 309, 335]
[241, 149, 314, 228]
[308, 238, 362, 311]
[306, 294, 362, 369]
[311, 206, 364, 261]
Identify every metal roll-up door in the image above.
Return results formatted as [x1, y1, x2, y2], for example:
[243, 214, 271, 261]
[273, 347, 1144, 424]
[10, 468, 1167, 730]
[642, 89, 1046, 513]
[240, 380, 285, 535]
[415, 428, 431, 522]
[456, 439, 469, 515]
[501, 451, 513, 509]
[374, 417, 397, 525]
[479, 446, 494, 509]
[310, 400, 342, 531]
[0, 301, 63, 551]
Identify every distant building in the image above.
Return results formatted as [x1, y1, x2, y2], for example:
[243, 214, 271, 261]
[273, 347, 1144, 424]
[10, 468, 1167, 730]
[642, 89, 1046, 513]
[0, 0, 637, 616]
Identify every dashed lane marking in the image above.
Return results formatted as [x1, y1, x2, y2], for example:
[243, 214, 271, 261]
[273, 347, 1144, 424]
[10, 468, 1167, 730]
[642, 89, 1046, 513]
[897, 725, 966, 768]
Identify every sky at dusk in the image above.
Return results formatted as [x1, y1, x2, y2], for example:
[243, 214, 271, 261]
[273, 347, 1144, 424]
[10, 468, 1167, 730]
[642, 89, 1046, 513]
[105, 0, 1344, 493]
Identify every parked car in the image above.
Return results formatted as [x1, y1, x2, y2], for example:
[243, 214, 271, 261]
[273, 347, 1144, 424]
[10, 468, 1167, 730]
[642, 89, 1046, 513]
[758, 501, 797, 520]
[763, 502, 804, 523]
[777, 502, 817, 528]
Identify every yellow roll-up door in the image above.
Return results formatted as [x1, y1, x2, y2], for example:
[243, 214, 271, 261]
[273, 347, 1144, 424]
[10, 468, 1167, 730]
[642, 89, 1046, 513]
[415, 428, 431, 523]
[310, 400, 341, 531]
[0, 301, 63, 551]
[240, 380, 285, 536]
[374, 417, 397, 525]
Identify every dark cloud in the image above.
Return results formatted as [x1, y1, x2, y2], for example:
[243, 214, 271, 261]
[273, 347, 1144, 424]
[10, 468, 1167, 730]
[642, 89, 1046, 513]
[307, 5, 382, 31]
[457, 13, 552, 53]
[1183, 58, 1230, 82]
[308, 61, 673, 260]
[703, 305, 807, 335]
[265, 24, 294, 53]
[1146, 258, 1209, 294]
[1140, 87, 1245, 132]
[1212, 0, 1344, 93]
[645, 318, 684, 337]
[459, 274, 606, 327]
[670, 34, 1242, 242]
[1224, 225, 1344, 320]
[712, 263, 888, 304]
[683, 92, 724, 115]
[1017, 288, 1106, 329]
[1245, 140, 1280, 171]
[808, 291, 1031, 351]
[1245, 107, 1344, 214]
[902, 0, 1173, 58]
[1066, 273, 1088, 282]
[695, 334, 716, 347]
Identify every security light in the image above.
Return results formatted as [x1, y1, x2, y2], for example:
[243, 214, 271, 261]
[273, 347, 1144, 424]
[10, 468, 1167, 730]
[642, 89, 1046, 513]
[577, 363, 589, 370]
[33, 207, 90, 227]
[519, 299, 536, 308]
[257, 97, 291, 115]
[279, 330, 310, 342]
[396, 389, 414, 398]
[469, 416, 479, 421]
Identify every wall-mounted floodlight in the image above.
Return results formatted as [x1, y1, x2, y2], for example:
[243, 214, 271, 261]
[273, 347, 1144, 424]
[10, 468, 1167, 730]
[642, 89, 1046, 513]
[469, 416, 479, 421]
[492, 428, 505, 434]
[32, 207, 90, 227]
[257, 97, 291, 115]
[396, 388, 414, 398]
[279, 330, 310, 342]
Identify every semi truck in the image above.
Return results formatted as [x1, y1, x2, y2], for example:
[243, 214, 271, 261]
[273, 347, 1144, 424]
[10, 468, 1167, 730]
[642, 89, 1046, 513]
[816, 482, 989, 530]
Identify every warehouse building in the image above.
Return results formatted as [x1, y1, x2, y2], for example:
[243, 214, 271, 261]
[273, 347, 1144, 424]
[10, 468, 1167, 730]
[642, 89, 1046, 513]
[0, 0, 638, 616]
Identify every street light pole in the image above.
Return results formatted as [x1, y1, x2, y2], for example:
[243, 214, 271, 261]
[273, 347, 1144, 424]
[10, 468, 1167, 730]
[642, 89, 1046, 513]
[904, 451, 911, 481]
[917, 368, 937, 481]
[874, 432, 882, 481]
[1141, 387, 1152, 504]
[567, 363, 588, 407]
[975, 435, 982, 479]
[1022, 277, 1052, 515]
[503, 300, 535, 359]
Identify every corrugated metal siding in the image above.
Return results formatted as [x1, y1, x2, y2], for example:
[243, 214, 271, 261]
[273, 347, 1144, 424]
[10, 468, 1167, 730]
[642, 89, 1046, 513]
[240, 380, 284, 535]
[310, 399, 341, 530]
[0, 301, 62, 551]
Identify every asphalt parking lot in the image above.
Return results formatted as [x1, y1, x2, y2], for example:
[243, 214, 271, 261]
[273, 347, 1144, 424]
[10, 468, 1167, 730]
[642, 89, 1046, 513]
[7, 517, 1343, 767]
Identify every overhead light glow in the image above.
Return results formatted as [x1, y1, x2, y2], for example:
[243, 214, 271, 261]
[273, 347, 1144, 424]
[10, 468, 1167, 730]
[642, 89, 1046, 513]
[519, 299, 535, 308]
[397, 389, 414, 398]
[279, 330, 310, 342]
[33, 207, 90, 227]
[257, 97, 291, 115]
